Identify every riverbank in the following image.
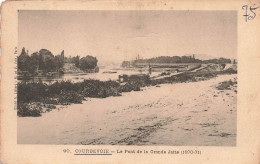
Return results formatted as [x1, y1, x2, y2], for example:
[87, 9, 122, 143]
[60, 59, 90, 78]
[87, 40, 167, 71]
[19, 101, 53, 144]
[17, 66, 237, 117]
[18, 74, 237, 145]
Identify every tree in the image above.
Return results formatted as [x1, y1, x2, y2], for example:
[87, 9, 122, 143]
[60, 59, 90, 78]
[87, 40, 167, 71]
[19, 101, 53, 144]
[18, 47, 30, 71]
[44, 56, 56, 72]
[121, 61, 131, 67]
[180, 56, 192, 63]
[54, 55, 65, 70]
[72, 56, 80, 68]
[18, 48, 68, 74]
[38, 49, 55, 72]
[218, 58, 231, 64]
[79, 55, 98, 70]
[29, 52, 40, 74]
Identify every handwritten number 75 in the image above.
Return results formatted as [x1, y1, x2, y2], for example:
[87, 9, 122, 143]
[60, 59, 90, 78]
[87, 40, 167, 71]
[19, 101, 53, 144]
[242, 5, 260, 22]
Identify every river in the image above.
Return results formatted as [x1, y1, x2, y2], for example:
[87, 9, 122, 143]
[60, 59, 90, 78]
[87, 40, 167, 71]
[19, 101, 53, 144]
[18, 68, 161, 84]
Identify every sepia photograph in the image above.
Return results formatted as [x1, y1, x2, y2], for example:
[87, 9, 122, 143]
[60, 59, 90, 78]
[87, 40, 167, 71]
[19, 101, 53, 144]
[16, 10, 238, 146]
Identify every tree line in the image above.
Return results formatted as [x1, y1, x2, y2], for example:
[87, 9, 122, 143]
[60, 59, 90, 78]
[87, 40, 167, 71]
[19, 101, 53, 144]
[65, 55, 98, 71]
[122, 55, 233, 67]
[18, 48, 98, 75]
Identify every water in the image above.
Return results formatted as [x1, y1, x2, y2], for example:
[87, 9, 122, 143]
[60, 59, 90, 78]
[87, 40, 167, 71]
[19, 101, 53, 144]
[18, 68, 160, 84]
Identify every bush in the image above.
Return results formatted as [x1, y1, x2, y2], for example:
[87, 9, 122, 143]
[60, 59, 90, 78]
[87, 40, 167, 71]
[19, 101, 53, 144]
[216, 80, 236, 90]
[221, 68, 237, 74]
[82, 84, 99, 97]
[119, 83, 141, 92]
[81, 80, 121, 98]
[58, 90, 84, 105]
[160, 72, 171, 76]
[165, 73, 196, 83]
[48, 81, 82, 95]
[18, 82, 48, 103]
[17, 103, 41, 117]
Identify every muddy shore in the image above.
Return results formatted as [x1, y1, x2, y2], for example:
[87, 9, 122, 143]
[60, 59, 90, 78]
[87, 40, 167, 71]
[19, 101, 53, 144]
[18, 74, 237, 146]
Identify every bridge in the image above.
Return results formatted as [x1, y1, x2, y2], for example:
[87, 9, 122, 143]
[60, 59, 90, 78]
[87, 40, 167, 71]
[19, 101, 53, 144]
[134, 63, 201, 71]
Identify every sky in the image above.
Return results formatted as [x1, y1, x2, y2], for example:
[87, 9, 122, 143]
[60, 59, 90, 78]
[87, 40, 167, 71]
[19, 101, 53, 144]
[19, 10, 237, 64]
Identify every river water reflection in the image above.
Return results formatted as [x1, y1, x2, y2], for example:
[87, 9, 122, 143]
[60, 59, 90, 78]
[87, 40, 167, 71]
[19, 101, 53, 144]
[18, 68, 158, 84]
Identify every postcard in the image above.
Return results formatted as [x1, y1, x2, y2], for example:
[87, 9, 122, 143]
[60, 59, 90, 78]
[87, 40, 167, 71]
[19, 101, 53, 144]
[1, 0, 260, 163]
